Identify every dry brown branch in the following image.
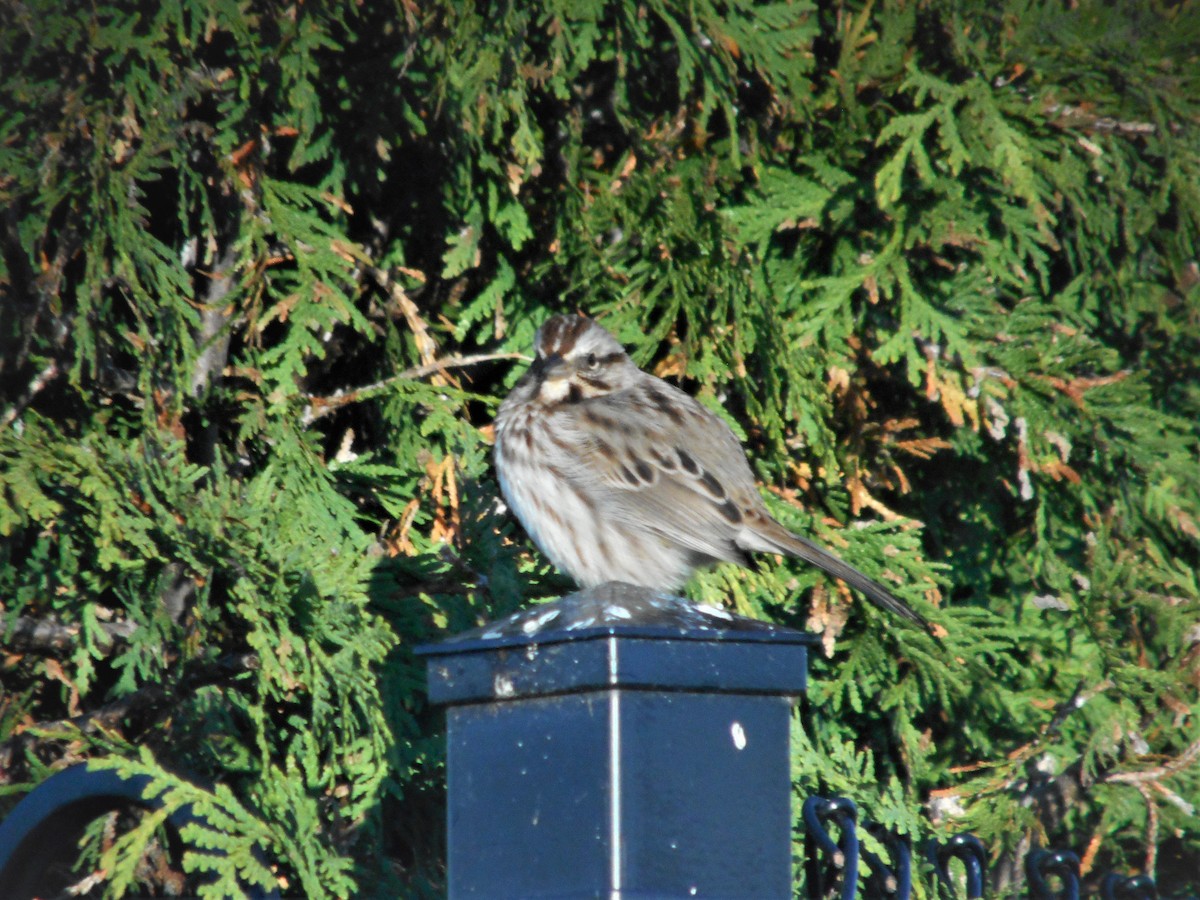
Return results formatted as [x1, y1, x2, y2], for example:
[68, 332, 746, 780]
[366, 264, 439, 367]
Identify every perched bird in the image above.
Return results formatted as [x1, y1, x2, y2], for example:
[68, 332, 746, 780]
[494, 313, 932, 632]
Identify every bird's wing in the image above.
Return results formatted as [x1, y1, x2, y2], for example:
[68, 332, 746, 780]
[549, 376, 934, 632]
[549, 377, 759, 564]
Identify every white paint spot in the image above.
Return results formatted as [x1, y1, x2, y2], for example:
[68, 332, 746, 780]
[731, 721, 747, 751]
[607, 605, 633, 620]
[493, 674, 515, 697]
[696, 603, 733, 620]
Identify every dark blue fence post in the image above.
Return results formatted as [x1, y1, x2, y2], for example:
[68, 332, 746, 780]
[417, 583, 818, 899]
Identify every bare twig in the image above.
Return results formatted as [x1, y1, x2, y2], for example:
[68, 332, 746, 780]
[0, 652, 259, 780]
[1102, 733, 1200, 878]
[1, 212, 77, 379]
[189, 245, 238, 399]
[1045, 102, 1158, 137]
[1137, 783, 1158, 876]
[1151, 779, 1195, 816]
[0, 359, 62, 432]
[186, 243, 240, 477]
[391, 351, 524, 384]
[301, 351, 523, 425]
[0, 614, 138, 654]
[28, 684, 170, 740]
[1103, 732, 1200, 785]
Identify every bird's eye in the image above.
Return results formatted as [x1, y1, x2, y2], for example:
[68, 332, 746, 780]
[585, 353, 600, 370]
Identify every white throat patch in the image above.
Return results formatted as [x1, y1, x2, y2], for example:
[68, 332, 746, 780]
[539, 374, 572, 403]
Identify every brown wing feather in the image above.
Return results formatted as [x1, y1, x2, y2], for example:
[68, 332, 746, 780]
[548, 376, 753, 564]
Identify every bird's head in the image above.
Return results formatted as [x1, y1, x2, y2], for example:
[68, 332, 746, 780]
[524, 314, 638, 404]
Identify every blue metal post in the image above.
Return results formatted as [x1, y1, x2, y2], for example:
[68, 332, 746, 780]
[418, 582, 817, 900]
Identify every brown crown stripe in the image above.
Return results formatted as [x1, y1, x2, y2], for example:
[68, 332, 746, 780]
[538, 315, 591, 357]
[537, 316, 565, 354]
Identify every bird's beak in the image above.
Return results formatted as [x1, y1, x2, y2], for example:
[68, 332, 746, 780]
[534, 352, 567, 382]
[533, 352, 572, 402]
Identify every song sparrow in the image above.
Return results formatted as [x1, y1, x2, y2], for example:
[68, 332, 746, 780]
[494, 314, 932, 631]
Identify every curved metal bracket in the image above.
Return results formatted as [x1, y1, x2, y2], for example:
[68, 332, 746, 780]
[803, 796, 861, 900]
[862, 822, 912, 900]
[926, 832, 987, 899]
[1102, 873, 1160, 900]
[1027, 848, 1081, 900]
[0, 765, 278, 899]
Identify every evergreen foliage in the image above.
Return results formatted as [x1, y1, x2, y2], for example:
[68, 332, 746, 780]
[1, 0, 1198, 895]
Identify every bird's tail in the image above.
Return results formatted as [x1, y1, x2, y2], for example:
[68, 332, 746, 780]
[752, 521, 934, 634]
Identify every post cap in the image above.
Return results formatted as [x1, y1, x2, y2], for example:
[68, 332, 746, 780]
[417, 582, 817, 705]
